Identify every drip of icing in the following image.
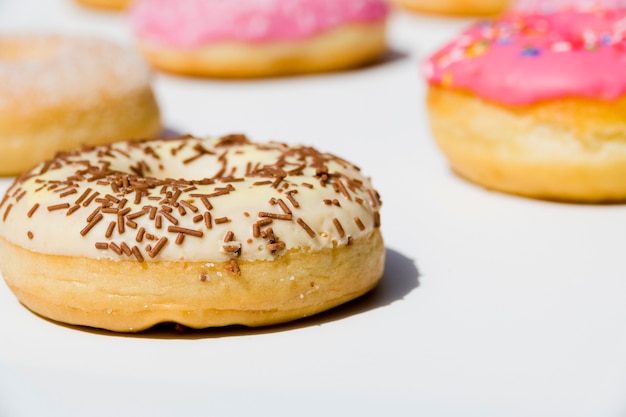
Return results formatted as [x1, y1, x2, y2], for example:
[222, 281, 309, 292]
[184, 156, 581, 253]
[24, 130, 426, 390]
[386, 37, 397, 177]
[423, 8, 626, 105]
[129, 0, 389, 47]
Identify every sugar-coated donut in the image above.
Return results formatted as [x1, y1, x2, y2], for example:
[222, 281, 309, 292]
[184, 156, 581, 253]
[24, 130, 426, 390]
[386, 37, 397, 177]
[0, 134, 384, 332]
[74, 0, 130, 10]
[129, 0, 390, 78]
[423, 4, 626, 202]
[0, 34, 161, 176]
[391, 0, 510, 16]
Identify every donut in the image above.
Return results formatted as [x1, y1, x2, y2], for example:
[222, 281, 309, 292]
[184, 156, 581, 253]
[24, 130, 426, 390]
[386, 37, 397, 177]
[391, 0, 510, 16]
[129, 0, 390, 78]
[0, 34, 161, 176]
[74, 0, 130, 10]
[423, 4, 626, 202]
[0, 134, 384, 332]
[510, 0, 626, 13]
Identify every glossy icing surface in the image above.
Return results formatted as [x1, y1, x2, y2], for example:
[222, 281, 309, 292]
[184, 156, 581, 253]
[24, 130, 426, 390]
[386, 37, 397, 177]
[0, 135, 381, 263]
[130, 0, 389, 46]
[423, 6, 626, 105]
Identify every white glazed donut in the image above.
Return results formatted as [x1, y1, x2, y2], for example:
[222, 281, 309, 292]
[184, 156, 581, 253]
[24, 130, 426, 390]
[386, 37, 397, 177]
[0, 134, 385, 332]
[0, 34, 161, 176]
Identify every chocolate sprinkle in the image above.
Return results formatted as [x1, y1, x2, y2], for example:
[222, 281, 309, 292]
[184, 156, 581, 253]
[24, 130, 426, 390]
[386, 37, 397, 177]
[136, 227, 145, 242]
[149, 237, 168, 258]
[333, 218, 345, 238]
[297, 218, 316, 238]
[105, 221, 115, 238]
[225, 259, 241, 275]
[2, 204, 12, 222]
[27, 203, 40, 218]
[168, 225, 203, 237]
[80, 213, 103, 236]
[66, 204, 81, 216]
[132, 246, 144, 262]
[109, 242, 123, 255]
[48, 203, 70, 212]
[354, 217, 366, 231]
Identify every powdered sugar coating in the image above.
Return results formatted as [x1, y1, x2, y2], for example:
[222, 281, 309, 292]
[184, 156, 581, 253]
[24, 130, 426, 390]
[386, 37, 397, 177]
[130, 0, 389, 47]
[0, 35, 153, 114]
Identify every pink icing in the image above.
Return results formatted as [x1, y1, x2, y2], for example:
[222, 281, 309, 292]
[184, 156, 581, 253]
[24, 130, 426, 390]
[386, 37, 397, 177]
[510, 0, 626, 13]
[423, 8, 626, 105]
[129, 0, 389, 47]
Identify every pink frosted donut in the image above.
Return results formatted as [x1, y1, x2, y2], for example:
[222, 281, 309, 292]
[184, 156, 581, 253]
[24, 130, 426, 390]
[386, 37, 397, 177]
[423, 5, 626, 202]
[509, 0, 626, 13]
[129, 0, 390, 77]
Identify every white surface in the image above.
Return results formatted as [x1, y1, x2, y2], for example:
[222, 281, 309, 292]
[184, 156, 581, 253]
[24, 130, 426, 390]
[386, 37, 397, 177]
[1, 1, 626, 417]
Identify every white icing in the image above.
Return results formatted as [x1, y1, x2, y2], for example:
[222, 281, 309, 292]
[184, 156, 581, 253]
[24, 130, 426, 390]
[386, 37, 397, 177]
[0, 136, 381, 262]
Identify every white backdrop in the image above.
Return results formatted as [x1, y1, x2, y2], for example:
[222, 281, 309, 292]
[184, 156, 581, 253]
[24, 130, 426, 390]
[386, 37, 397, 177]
[1, 1, 625, 416]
